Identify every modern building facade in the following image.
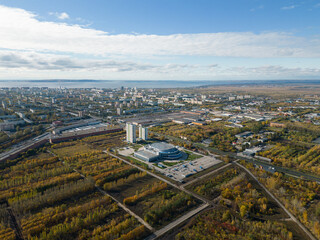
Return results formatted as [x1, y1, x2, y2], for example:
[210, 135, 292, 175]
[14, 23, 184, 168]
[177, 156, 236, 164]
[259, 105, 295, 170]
[139, 126, 148, 140]
[134, 142, 182, 162]
[126, 123, 136, 143]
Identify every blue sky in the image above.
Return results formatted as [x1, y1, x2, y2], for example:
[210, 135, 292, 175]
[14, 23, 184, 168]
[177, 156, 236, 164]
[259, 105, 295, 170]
[0, 0, 319, 80]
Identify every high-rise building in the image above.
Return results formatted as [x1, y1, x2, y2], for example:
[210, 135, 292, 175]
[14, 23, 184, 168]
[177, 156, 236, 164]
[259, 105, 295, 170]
[78, 111, 84, 117]
[126, 123, 136, 143]
[139, 126, 148, 140]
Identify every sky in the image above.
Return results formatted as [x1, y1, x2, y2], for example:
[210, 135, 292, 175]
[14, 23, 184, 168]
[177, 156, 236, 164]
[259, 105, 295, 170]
[0, 0, 320, 81]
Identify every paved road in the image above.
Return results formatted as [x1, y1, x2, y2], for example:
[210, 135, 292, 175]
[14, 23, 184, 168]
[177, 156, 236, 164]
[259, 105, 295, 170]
[243, 158, 320, 182]
[151, 131, 320, 183]
[49, 150, 154, 232]
[235, 161, 317, 240]
[182, 162, 232, 188]
[0, 132, 50, 161]
[145, 203, 209, 240]
[107, 152, 210, 204]
[108, 152, 218, 239]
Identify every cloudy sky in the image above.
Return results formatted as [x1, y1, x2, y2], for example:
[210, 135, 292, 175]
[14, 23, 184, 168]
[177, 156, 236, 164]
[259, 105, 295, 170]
[0, 0, 320, 81]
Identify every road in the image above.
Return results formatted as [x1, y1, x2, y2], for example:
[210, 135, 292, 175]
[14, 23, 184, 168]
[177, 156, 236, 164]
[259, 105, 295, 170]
[48, 150, 154, 232]
[151, 131, 320, 182]
[107, 152, 210, 204]
[145, 203, 209, 240]
[242, 157, 320, 182]
[107, 152, 217, 239]
[0, 132, 50, 162]
[182, 162, 232, 188]
[235, 161, 317, 240]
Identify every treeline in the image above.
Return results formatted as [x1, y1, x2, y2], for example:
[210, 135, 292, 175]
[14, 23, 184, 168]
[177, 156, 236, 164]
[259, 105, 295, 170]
[89, 217, 146, 240]
[32, 203, 118, 240]
[0, 139, 150, 240]
[0, 223, 15, 240]
[176, 208, 293, 240]
[97, 167, 140, 187]
[10, 156, 59, 171]
[144, 192, 197, 226]
[10, 179, 95, 215]
[297, 145, 320, 174]
[22, 195, 114, 237]
[259, 143, 320, 175]
[0, 172, 81, 203]
[0, 205, 10, 228]
[192, 168, 240, 199]
[286, 122, 320, 140]
[220, 173, 272, 217]
[104, 171, 147, 191]
[0, 165, 73, 191]
[151, 122, 240, 152]
[243, 161, 320, 239]
[123, 181, 168, 205]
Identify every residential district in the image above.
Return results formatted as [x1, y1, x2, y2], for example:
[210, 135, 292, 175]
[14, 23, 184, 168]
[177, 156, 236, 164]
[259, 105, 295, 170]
[0, 84, 320, 240]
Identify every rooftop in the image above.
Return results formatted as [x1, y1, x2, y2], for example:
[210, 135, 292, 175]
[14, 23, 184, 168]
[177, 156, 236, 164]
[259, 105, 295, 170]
[135, 150, 158, 159]
[149, 142, 176, 151]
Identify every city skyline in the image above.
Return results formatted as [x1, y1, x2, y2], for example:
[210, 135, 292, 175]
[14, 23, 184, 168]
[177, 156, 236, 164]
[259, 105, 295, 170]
[0, 0, 320, 80]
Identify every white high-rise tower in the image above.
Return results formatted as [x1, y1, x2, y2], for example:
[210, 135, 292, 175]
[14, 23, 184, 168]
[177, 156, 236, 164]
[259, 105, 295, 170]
[139, 126, 148, 140]
[126, 123, 136, 143]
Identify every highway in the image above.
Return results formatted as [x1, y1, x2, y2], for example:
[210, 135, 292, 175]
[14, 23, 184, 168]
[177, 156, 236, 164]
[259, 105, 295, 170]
[242, 157, 320, 182]
[150, 131, 320, 182]
[0, 132, 50, 162]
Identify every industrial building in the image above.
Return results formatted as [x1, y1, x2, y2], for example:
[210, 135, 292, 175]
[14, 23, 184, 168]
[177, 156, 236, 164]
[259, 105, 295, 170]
[126, 123, 136, 143]
[134, 142, 182, 162]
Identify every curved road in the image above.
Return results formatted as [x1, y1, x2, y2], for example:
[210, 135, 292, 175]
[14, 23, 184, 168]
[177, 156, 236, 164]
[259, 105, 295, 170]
[235, 161, 317, 240]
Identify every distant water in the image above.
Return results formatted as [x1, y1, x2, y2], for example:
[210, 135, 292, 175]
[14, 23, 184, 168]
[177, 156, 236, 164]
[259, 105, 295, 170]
[0, 80, 210, 89]
[0, 80, 320, 89]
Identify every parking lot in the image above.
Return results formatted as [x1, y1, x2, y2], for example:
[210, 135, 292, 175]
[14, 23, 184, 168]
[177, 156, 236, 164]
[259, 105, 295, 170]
[162, 156, 222, 182]
[118, 146, 222, 183]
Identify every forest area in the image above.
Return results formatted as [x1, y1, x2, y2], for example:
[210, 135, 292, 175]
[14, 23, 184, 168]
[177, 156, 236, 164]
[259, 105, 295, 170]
[0, 132, 152, 240]
[243, 161, 320, 240]
[177, 165, 312, 240]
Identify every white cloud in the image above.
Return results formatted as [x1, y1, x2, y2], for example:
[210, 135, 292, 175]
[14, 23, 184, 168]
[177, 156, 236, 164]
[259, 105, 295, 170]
[0, 4, 320, 80]
[0, 51, 200, 73]
[0, 5, 320, 58]
[225, 65, 320, 78]
[281, 5, 297, 10]
[49, 11, 69, 20]
[0, 51, 319, 81]
[57, 12, 69, 20]
[250, 5, 264, 12]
